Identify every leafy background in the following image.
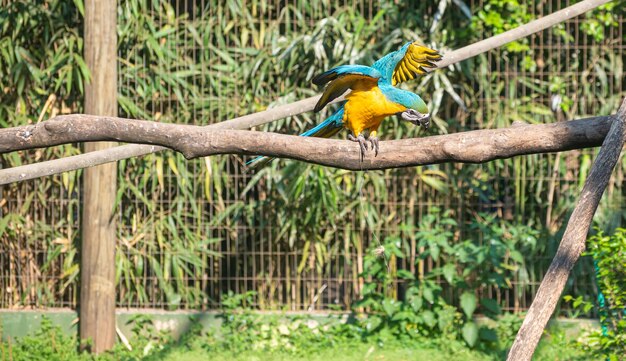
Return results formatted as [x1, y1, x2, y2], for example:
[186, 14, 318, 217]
[1, 0, 625, 322]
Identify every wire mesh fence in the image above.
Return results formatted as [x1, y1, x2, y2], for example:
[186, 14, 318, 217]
[1, 0, 624, 313]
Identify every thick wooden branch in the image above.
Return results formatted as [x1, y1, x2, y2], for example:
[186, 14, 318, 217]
[0, 0, 610, 184]
[507, 98, 626, 360]
[0, 113, 614, 180]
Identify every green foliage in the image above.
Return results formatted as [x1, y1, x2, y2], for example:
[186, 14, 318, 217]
[350, 208, 544, 350]
[591, 229, 626, 323]
[208, 290, 362, 354]
[471, 0, 534, 54]
[0, 0, 86, 127]
[493, 313, 524, 349]
[117, 0, 200, 120]
[565, 228, 626, 360]
[3, 317, 80, 361]
[1, 316, 157, 360]
[207, 290, 590, 359]
[580, 2, 624, 42]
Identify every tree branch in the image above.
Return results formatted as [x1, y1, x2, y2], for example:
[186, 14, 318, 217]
[0, 0, 611, 183]
[0, 113, 613, 182]
[507, 99, 626, 360]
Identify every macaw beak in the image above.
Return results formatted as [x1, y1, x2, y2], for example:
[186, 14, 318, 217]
[397, 109, 430, 129]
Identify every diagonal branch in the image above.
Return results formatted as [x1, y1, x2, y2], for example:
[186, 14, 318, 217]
[0, 0, 611, 183]
[0, 113, 614, 184]
[507, 98, 626, 360]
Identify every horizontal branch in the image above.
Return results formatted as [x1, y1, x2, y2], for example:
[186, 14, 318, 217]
[0, 0, 610, 184]
[0, 114, 613, 173]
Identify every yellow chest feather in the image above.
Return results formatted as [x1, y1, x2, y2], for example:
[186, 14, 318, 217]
[343, 86, 407, 136]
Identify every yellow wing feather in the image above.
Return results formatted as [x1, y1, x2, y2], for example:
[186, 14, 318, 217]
[392, 43, 442, 86]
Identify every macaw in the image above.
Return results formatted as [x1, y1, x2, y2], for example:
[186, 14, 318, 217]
[247, 41, 441, 168]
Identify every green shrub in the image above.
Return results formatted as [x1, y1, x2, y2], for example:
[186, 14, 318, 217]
[351, 207, 545, 350]
[566, 228, 626, 360]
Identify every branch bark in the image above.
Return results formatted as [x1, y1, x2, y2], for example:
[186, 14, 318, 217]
[0, 113, 614, 180]
[0, 0, 610, 183]
[507, 99, 626, 360]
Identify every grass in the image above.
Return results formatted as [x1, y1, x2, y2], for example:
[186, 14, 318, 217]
[146, 336, 589, 361]
[162, 343, 489, 361]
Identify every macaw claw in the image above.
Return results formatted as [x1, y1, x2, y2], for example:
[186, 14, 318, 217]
[369, 136, 379, 157]
[398, 109, 430, 129]
[348, 133, 369, 160]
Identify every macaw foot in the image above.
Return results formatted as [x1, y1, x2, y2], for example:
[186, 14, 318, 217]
[397, 109, 430, 129]
[369, 136, 379, 157]
[348, 133, 368, 160]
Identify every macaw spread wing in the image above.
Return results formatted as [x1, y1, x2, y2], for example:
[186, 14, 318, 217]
[313, 65, 381, 112]
[391, 43, 442, 86]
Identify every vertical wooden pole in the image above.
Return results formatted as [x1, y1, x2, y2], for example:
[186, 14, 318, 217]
[80, 0, 117, 353]
[507, 99, 626, 360]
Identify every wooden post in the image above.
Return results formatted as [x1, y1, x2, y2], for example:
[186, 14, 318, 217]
[80, 0, 117, 353]
[507, 98, 626, 360]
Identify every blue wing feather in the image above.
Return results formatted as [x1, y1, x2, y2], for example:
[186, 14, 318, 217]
[313, 65, 381, 112]
[312, 65, 382, 86]
[371, 42, 411, 82]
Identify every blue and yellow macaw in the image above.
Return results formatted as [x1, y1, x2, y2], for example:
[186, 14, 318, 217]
[247, 41, 441, 167]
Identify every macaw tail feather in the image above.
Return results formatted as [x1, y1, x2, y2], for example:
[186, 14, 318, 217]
[246, 107, 345, 170]
[245, 154, 274, 169]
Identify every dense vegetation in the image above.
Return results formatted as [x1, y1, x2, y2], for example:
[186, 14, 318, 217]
[1, 0, 625, 347]
[564, 228, 626, 360]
